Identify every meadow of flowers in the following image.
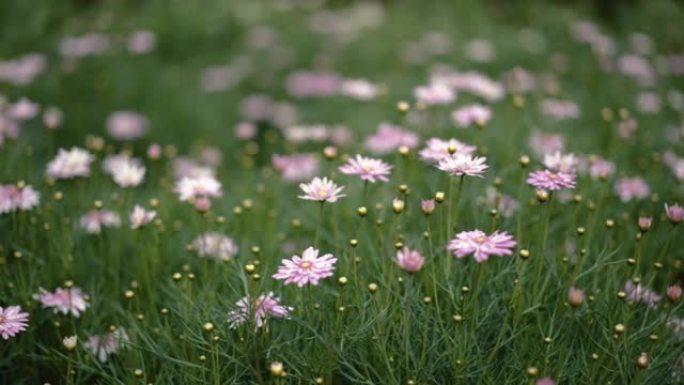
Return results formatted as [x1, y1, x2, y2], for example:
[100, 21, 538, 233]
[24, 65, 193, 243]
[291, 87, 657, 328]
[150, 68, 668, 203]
[1, 0, 684, 384]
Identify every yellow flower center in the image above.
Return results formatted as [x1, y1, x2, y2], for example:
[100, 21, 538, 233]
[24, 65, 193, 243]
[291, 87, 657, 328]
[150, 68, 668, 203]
[475, 236, 487, 244]
[301, 261, 312, 269]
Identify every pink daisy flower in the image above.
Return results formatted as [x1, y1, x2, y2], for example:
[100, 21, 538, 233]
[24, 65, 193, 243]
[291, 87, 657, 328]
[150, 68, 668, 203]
[526, 169, 576, 190]
[448, 230, 517, 263]
[106, 111, 148, 141]
[272, 246, 337, 287]
[84, 328, 129, 363]
[298, 177, 346, 203]
[589, 158, 615, 180]
[665, 203, 684, 224]
[34, 287, 89, 317]
[436, 154, 488, 177]
[0, 305, 29, 340]
[364, 123, 419, 155]
[228, 292, 292, 329]
[413, 82, 456, 105]
[339, 154, 392, 183]
[419, 138, 477, 163]
[191, 232, 239, 261]
[614, 177, 650, 202]
[395, 247, 425, 273]
[624, 281, 661, 308]
[46, 147, 95, 180]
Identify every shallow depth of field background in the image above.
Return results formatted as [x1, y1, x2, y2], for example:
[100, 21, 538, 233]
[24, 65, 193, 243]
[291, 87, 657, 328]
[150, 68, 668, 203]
[1, 0, 684, 384]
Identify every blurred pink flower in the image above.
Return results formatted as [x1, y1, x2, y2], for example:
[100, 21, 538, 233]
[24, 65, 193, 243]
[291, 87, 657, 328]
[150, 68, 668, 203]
[529, 132, 565, 156]
[0, 183, 40, 214]
[85, 328, 128, 363]
[589, 158, 615, 179]
[59, 33, 109, 58]
[34, 287, 89, 317]
[527, 170, 576, 190]
[298, 177, 345, 203]
[234, 121, 257, 140]
[46, 147, 95, 180]
[191, 232, 238, 261]
[111, 160, 145, 188]
[272, 154, 320, 182]
[536, 377, 556, 385]
[540, 98, 580, 120]
[175, 176, 222, 202]
[43, 106, 63, 130]
[339, 154, 392, 183]
[665, 203, 684, 224]
[625, 281, 661, 308]
[127, 30, 156, 54]
[636, 92, 661, 114]
[341, 78, 378, 100]
[8, 97, 39, 121]
[286, 71, 341, 98]
[106, 111, 148, 141]
[147, 143, 162, 160]
[0, 305, 29, 340]
[80, 210, 121, 234]
[543, 152, 577, 173]
[228, 292, 292, 329]
[129, 205, 157, 229]
[395, 247, 425, 272]
[448, 230, 517, 263]
[414, 83, 455, 105]
[419, 138, 476, 163]
[0, 53, 46, 86]
[436, 154, 488, 177]
[614, 177, 650, 202]
[364, 123, 418, 155]
[273, 246, 337, 287]
[421, 199, 436, 215]
[451, 104, 492, 128]
[667, 285, 682, 303]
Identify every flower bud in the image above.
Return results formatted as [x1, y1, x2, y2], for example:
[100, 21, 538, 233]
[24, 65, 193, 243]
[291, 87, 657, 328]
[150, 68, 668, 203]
[567, 287, 585, 308]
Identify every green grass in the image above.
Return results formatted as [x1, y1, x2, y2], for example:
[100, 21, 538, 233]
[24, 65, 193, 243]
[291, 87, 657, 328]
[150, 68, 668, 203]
[0, 0, 683, 384]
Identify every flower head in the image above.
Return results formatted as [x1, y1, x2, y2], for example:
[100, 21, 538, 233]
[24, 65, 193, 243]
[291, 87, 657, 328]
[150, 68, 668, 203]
[0, 305, 29, 340]
[272, 154, 319, 182]
[129, 205, 157, 229]
[667, 285, 682, 303]
[436, 154, 488, 177]
[228, 292, 292, 329]
[339, 154, 392, 183]
[614, 177, 650, 202]
[665, 203, 684, 224]
[638, 216, 652, 232]
[395, 247, 425, 272]
[451, 104, 492, 127]
[448, 230, 517, 263]
[567, 287, 585, 307]
[298, 177, 346, 203]
[272, 246, 337, 287]
[536, 378, 556, 385]
[419, 138, 476, 163]
[624, 281, 661, 308]
[175, 176, 222, 202]
[106, 111, 148, 141]
[46, 147, 95, 180]
[111, 160, 145, 188]
[365, 123, 419, 155]
[0, 183, 40, 214]
[414, 83, 456, 105]
[80, 210, 121, 234]
[526, 169, 576, 190]
[84, 328, 129, 362]
[34, 287, 89, 317]
[191, 232, 238, 261]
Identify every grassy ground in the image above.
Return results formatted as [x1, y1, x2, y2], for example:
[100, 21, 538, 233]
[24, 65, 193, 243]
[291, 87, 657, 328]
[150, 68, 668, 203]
[1, 0, 683, 384]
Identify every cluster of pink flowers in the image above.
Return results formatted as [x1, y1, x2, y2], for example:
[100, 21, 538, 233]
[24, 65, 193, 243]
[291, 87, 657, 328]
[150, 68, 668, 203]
[448, 230, 517, 263]
[273, 246, 337, 287]
[540, 98, 580, 120]
[624, 281, 661, 308]
[614, 177, 650, 202]
[0, 183, 40, 214]
[0, 53, 46, 86]
[413, 82, 455, 105]
[228, 292, 292, 329]
[451, 104, 492, 127]
[175, 175, 223, 205]
[34, 287, 89, 317]
[285, 71, 341, 98]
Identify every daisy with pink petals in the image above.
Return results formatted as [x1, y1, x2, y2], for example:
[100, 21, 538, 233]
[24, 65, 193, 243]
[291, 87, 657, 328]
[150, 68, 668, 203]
[0, 183, 40, 214]
[0, 305, 29, 340]
[272, 246, 337, 287]
[437, 154, 488, 177]
[34, 287, 89, 317]
[129, 205, 157, 229]
[448, 230, 517, 263]
[614, 177, 650, 202]
[228, 292, 293, 329]
[419, 138, 477, 163]
[526, 169, 576, 190]
[298, 177, 346, 203]
[175, 175, 222, 202]
[339, 154, 392, 183]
